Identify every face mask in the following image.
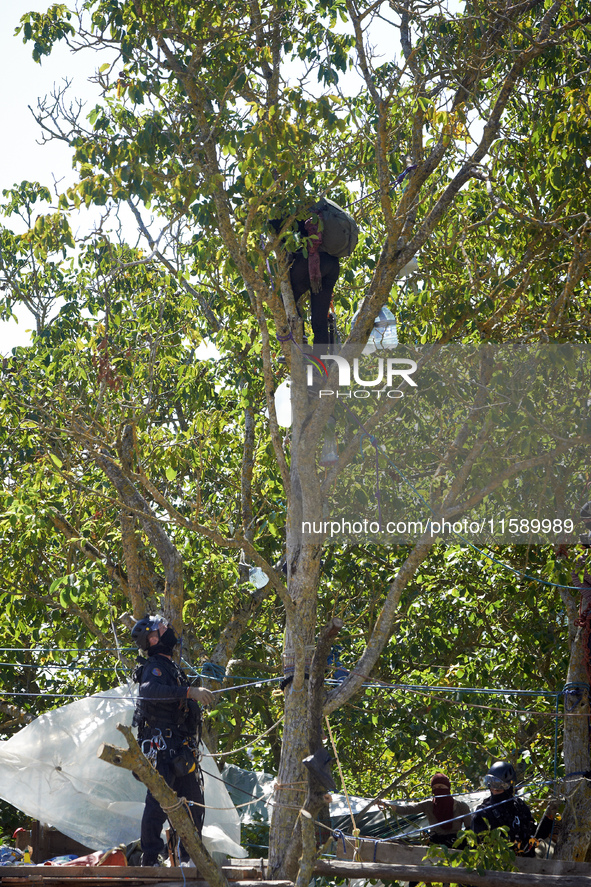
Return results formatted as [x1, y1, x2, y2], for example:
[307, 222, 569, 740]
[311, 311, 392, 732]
[148, 625, 178, 655]
[159, 626, 178, 650]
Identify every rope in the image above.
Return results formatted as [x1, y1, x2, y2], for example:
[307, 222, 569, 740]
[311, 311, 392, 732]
[336, 788, 555, 846]
[161, 797, 187, 812]
[201, 715, 284, 758]
[325, 715, 357, 837]
[563, 681, 590, 712]
[211, 676, 284, 694]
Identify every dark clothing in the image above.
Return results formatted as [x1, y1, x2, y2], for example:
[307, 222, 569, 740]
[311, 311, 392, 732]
[134, 654, 204, 864]
[472, 792, 541, 856]
[269, 217, 341, 345]
[135, 653, 201, 737]
[394, 798, 471, 837]
[395, 797, 471, 887]
[288, 250, 340, 345]
[141, 754, 204, 864]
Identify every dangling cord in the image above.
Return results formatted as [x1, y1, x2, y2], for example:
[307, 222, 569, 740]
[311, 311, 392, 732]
[325, 715, 360, 858]
[108, 583, 129, 684]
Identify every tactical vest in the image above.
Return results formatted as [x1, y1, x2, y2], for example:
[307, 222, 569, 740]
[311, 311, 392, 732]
[133, 655, 201, 742]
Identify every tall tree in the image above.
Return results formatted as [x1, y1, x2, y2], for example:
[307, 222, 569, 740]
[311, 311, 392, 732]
[1, 0, 590, 875]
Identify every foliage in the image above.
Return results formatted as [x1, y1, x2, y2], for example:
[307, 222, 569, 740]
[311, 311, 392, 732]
[425, 827, 518, 875]
[0, 0, 590, 874]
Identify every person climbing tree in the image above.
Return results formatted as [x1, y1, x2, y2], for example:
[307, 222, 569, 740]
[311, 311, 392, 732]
[270, 197, 358, 345]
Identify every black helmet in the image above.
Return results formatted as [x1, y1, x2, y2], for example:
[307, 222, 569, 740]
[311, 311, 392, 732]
[131, 615, 165, 652]
[484, 761, 516, 791]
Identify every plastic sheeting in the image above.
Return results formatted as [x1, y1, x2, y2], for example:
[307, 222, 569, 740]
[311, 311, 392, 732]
[0, 684, 246, 859]
[223, 764, 491, 843]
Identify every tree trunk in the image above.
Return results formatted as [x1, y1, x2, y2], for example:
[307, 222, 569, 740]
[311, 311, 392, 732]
[268, 545, 321, 879]
[556, 579, 591, 861]
[268, 346, 324, 879]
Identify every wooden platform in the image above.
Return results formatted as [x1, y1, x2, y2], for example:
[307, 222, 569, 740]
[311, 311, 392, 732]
[329, 840, 591, 885]
[2, 848, 591, 887]
[0, 864, 289, 887]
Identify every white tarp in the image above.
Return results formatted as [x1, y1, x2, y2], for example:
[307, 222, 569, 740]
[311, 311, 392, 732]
[0, 684, 246, 858]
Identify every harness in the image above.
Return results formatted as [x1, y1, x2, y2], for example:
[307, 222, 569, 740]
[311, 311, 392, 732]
[132, 655, 202, 748]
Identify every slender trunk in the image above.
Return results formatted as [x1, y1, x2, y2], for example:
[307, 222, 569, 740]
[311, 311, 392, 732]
[556, 579, 591, 860]
[268, 345, 324, 878]
[268, 544, 321, 879]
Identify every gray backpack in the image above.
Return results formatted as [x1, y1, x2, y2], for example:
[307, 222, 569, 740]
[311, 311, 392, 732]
[310, 197, 359, 258]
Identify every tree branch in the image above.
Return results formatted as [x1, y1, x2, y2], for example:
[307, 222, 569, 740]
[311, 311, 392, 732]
[98, 724, 228, 887]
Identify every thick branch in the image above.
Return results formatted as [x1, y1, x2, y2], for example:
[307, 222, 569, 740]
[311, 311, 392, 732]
[325, 535, 434, 712]
[98, 724, 228, 887]
[308, 618, 344, 754]
[49, 508, 129, 595]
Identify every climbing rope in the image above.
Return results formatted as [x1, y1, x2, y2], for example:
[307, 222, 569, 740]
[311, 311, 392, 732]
[200, 715, 284, 758]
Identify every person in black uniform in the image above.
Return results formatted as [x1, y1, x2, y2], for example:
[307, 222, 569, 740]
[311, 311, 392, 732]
[131, 615, 214, 867]
[473, 762, 556, 857]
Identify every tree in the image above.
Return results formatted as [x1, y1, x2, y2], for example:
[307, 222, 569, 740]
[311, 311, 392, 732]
[1, 0, 590, 876]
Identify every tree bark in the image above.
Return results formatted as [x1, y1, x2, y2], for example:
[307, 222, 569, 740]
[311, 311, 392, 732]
[268, 345, 324, 879]
[293, 811, 315, 887]
[556, 574, 591, 861]
[97, 724, 229, 887]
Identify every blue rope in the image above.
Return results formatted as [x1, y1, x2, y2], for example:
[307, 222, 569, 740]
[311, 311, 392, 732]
[333, 829, 347, 854]
[563, 681, 590, 711]
[198, 661, 227, 682]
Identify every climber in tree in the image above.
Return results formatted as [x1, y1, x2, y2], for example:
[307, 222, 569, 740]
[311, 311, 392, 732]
[270, 197, 358, 345]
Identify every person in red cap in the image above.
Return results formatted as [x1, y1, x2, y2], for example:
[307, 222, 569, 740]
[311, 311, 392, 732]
[378, 773, 471, 887]
[378, 772, 470, 846]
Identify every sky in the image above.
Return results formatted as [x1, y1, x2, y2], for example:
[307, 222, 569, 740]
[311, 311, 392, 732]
[0, 2, 405, 357]
[0, 1, 105, 354]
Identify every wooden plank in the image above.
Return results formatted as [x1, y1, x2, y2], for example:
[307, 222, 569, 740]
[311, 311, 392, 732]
[0, 867, 264, 881]
[0, 872, 290, 887]
[0, 882, 290, 887]
[316, 858, 591, 887]
[335, 840, 591, 876]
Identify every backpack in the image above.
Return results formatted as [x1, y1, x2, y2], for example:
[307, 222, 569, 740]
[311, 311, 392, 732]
[309, 197, 359, 258]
